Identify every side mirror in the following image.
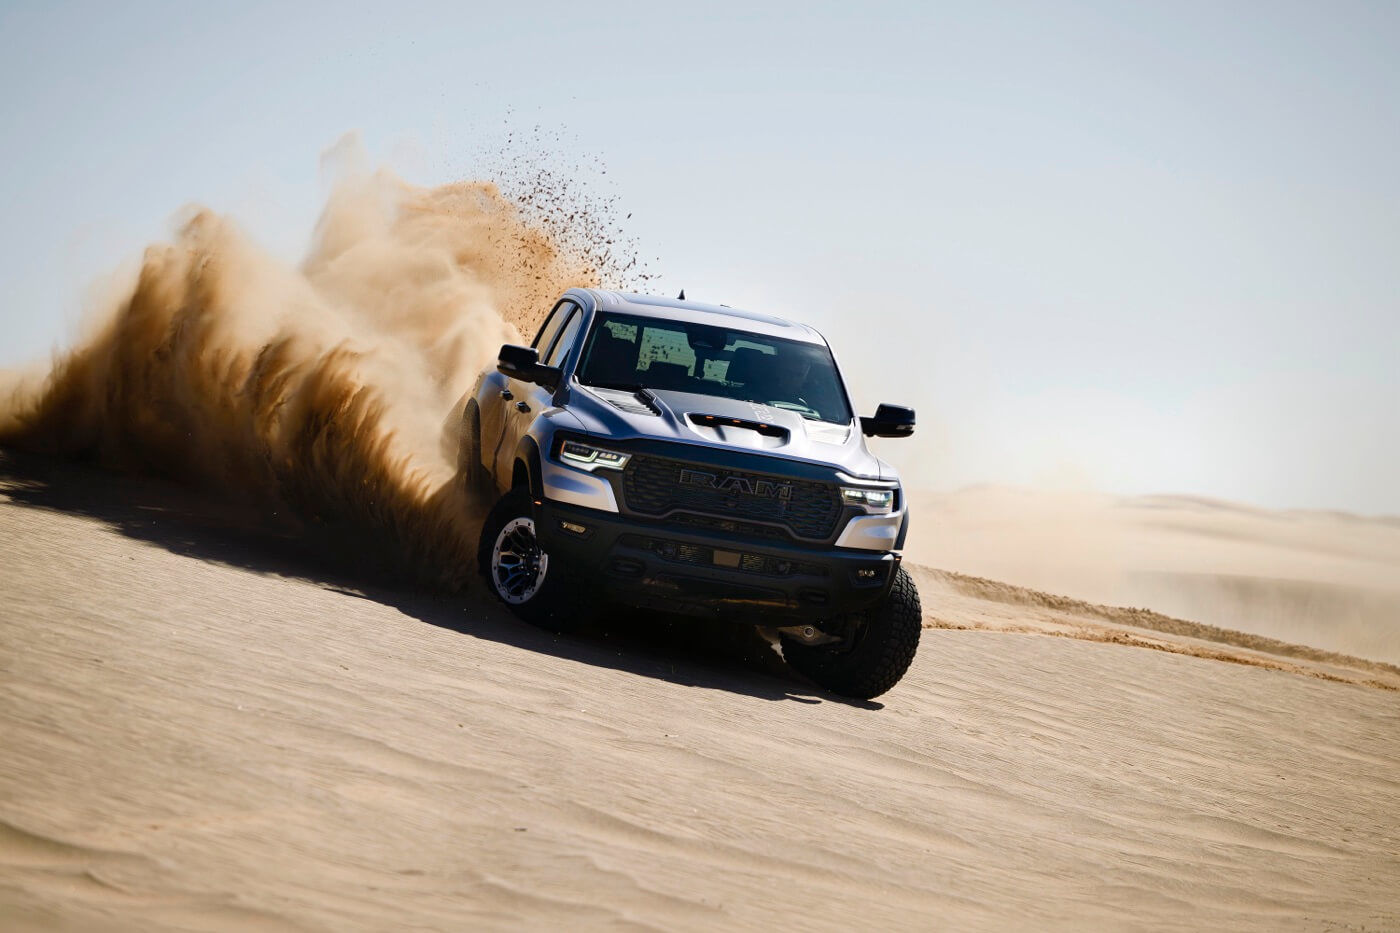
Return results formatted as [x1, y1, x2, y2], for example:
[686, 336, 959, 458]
[860, 403, 915, 438]
[497, 344, 561, 392]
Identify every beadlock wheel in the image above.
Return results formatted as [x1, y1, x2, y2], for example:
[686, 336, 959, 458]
[490, 516, 549, 604]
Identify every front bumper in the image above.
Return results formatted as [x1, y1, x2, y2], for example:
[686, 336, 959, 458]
[534, 499, 900, 622]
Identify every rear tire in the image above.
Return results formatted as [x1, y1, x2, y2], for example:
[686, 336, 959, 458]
[458, 403, 491, 501]
[478, 489, 590, 633]
[781, 567, 922, 699]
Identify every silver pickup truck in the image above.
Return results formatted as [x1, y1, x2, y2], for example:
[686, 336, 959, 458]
[460, 289, 920, 698]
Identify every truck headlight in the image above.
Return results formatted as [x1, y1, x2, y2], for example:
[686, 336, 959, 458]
[559, 440, 631, 471]
[841, 486, 895, 513]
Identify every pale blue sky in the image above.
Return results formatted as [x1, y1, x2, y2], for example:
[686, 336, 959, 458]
[2, 1, 1397, 512]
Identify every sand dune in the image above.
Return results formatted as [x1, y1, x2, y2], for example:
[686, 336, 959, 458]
[2, 453, 1397, 931]
[907, 486, 1400, 666]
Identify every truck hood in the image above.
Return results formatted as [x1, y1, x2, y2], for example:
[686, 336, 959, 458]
[563, 383, 892, 481]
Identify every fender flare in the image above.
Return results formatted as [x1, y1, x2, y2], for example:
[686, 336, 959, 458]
[513, 434, 545, 500]
[895, 510, 910, 551]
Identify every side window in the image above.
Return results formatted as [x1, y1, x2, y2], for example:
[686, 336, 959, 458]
[545, 309, 584, 367]
[531, 301, 574, 352]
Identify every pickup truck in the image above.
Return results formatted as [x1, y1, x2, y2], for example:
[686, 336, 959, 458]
[461, 289, 920, 698]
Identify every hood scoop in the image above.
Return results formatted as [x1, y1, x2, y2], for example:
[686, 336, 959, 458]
[592, 387, 660, 416]
[688, 413, 787, 438]
[686, 412, 790, 449]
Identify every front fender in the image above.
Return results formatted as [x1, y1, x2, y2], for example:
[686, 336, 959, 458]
[515, 409, 618, 512]
[513, 434, 545, 500]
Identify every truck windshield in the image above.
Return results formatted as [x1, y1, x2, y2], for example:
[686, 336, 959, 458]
[575, 312, 853, 425]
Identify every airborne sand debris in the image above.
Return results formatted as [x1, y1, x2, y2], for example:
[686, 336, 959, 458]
[0, 149, 652, 590]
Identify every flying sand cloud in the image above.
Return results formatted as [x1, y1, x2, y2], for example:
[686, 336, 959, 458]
[0, 151, 639, 589]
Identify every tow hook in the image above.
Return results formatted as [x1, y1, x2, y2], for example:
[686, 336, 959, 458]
[776, 624, 841, 646]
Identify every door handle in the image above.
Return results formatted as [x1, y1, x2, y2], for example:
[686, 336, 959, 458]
[500, 389, 513, 401]
[516, 401, 531, 413]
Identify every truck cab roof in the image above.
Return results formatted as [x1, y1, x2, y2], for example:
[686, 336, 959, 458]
[575, 289, 828, 346]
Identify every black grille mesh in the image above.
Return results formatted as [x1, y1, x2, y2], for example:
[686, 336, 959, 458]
[622, 455, 842, 539]
[669, 513, 790, 540]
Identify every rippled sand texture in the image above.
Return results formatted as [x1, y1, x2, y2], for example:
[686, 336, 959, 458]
[3, 456, 1396, 931]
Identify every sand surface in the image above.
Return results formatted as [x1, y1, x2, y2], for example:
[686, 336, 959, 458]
[2, 454, 1398, 931]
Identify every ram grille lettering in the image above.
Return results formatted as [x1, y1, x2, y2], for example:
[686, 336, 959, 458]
[679, 468, 793, 501]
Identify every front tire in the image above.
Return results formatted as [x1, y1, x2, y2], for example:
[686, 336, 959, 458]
[781, 567, 922, 699]
[477, 490, 587, 633]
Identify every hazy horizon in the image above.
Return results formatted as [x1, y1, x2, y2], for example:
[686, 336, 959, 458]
[2, 1, 1397, 515]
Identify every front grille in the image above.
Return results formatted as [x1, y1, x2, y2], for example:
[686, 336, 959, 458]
[622, 455, 842, 540]
[669, 513, 790, 541]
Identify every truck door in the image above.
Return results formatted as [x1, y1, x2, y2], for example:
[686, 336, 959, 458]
[482, 301, 570, 488]
[494, 300, 581, 485]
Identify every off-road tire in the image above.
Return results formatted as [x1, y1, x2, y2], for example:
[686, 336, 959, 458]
[458, 403, 491, 501]
[477, 489, 589, 633]
[782, 567, 921, 699]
